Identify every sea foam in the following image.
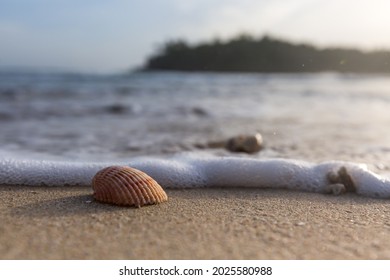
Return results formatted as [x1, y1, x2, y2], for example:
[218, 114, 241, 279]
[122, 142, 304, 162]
[1, 154, 390, 198]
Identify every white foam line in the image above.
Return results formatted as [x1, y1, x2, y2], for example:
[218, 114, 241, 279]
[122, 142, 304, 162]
[1, 155, 390, 198]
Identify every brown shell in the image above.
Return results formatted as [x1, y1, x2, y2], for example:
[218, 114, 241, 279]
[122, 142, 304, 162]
[92, 166, 168, 207]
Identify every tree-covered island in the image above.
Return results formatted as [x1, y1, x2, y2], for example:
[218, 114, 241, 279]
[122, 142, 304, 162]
[144, 35, 390, 73]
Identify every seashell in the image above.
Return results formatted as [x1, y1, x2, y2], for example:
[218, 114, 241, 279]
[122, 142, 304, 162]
[326, 166, 356, 193]
[92, 166, 168, 207]
[225, 133, 263, 154]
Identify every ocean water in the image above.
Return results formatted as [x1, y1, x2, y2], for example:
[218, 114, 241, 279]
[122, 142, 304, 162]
[1, 70, 390, 174]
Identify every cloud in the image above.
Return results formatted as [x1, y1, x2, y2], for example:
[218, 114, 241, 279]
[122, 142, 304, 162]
[164, 0, 317, 40]
[167, 0, 390, 49]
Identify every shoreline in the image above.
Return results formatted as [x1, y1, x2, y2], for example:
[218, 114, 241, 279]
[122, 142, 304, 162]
[1, 185, 390, 259]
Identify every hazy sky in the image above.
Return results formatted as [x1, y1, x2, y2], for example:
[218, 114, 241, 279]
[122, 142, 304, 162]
[1, 0, 390, 73]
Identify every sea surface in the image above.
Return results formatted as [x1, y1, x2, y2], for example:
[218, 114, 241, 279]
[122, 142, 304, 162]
[1, 70, 390, 174]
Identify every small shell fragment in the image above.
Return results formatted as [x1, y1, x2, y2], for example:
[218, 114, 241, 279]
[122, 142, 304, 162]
[92, 166, 168, 207]
[225, 133, 263, 154]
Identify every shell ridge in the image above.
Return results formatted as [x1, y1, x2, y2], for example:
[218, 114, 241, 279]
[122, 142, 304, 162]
[135, 170, 166, 204]
[132, 170, 154, 204]
[94, 167, 111, 202]
[112, 171, 133, 205]
[127, 168, 150, 206]
[117, 167, 148, 206]
[100, 167, 120, 203]
[116, 169, 142, 206]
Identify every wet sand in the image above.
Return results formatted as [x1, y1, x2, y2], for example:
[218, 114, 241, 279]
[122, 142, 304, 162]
[1, 185, 390, 259]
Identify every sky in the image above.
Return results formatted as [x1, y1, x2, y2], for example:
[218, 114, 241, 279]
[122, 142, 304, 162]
[1, 0, 390, 73]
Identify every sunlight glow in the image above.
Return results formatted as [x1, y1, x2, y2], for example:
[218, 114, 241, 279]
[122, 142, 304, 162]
[0, 0, 389, 72]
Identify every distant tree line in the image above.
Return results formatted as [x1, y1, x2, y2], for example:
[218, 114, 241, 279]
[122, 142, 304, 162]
[144, 35, 390, 73]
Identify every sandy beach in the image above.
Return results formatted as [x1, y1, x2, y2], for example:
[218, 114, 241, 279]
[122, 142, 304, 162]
[2, 72, 390, 260]
[1, 185, 390, 259]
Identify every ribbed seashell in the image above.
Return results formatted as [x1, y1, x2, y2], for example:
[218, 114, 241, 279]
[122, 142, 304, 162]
[92, 166, 168, 207]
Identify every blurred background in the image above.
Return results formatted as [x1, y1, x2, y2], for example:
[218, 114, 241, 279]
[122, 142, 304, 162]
[1, 0, 390, 73]
[1, 0, 390, 174]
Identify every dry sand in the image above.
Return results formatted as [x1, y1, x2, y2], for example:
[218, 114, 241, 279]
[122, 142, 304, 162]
[1, 185, 390, 259]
